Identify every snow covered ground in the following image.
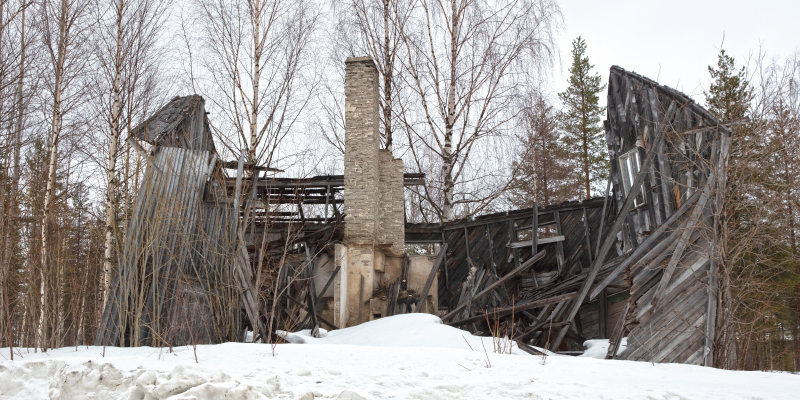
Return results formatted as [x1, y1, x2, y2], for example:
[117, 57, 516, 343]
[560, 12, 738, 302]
[1, 314, 798, 399]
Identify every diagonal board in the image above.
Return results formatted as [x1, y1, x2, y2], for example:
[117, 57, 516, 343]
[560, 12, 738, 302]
[547, 100, 677, 352]
[413, 243, 448, 313]
[650, 174, 715, 309]
[589, 188, 703, 300]
[441, 250, 546, 322]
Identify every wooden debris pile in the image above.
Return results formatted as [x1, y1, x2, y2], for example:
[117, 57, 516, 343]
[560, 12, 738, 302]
[405, 66, 733, 365]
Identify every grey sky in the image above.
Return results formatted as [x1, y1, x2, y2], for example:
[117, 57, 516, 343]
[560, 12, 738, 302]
[553, 0, 799, 105]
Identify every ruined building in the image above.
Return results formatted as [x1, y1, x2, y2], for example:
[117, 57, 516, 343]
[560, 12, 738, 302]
[97, 58, 731, 367]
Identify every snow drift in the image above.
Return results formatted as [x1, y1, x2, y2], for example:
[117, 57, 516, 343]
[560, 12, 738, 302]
[1, 314, 798, 399]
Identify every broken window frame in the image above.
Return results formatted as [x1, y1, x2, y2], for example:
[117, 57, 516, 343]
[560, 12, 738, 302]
[618, 147, 647, 209]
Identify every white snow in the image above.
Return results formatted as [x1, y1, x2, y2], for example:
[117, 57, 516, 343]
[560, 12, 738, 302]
[579, 338, 627, 359]
[1, 314, 798, 399]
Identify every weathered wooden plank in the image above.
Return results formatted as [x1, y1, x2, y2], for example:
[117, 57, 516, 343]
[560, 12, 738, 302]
[413, 243, 448, 313]
[532, 203, 539, 258]
[605, 301, 630, 359]
[590, 188, 703, 300]
[650, 175, 715, 309]
[516, 340, 547, 356]
[449, 291, 578, 327]
[508, 236, 564, 248]
[554, 211, 566, 276]
[315, 265, 340, 311]
[582, 208, 594, 265]
[441, 250, 546, 322]
[284, 293, 337, 330]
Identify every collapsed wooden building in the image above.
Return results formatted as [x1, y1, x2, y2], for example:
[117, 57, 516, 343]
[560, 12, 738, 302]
[97, 59, 731, 366]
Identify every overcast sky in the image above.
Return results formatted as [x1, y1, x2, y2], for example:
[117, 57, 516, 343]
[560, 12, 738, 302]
[552, 0, 800, 106]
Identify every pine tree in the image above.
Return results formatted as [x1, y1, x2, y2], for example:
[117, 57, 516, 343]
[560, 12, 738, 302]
[705, 49, 750, 121]
[559, 36, 608, 200]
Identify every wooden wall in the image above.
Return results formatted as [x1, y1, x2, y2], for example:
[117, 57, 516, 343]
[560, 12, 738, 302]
[96, 97, 240, 347]
[603, 66, 730, 365]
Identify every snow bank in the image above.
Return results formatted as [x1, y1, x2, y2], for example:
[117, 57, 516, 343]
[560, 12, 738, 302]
[279, 313, 541, 355]
[2, 315, 799, 399]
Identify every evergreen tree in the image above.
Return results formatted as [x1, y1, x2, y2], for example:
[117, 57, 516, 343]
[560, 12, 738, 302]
[705, 49, 750, 121]
[509, 94, 578, 207]
[559, 36, 608, 200]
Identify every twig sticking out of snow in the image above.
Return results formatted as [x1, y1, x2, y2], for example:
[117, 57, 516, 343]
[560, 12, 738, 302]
[462, 335, 475, 351]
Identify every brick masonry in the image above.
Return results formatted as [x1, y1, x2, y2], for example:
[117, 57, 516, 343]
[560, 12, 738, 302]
[336, 56, 408, 327]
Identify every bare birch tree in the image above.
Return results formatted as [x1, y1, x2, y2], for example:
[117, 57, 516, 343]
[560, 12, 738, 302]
[92, 0, 168, 310]
[38, 0, 93, 350]
[332, 0, 415, 152]
[195, 0, 319, 168]
[0, 0, 34, 355]
[399, 0, 560, 221]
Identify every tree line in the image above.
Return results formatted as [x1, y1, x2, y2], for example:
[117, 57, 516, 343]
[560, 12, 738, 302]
[0, 0, 796, 371]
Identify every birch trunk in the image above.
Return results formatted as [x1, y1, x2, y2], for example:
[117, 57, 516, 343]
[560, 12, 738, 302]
[39, 0, 70, 351]
[249, 0, 261, 164]
[440, 0, 457, 222]
[103, 0, 124, 311]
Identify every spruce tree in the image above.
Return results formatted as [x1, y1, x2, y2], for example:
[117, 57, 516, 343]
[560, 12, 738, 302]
[559, 36, 608, 200]
[705, 49, 750, 121]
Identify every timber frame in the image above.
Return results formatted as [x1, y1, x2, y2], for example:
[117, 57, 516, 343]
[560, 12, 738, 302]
[407, 66, 732, 365]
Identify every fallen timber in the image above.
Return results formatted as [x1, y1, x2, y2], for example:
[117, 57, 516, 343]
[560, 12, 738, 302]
[406, 66, 732, 366]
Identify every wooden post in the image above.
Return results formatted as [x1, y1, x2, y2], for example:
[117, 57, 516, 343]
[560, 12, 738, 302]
[554, 211, 566, 276]
[598, 288, 608, 339]
[413, 243, 448, 313]
[508, 220, 521, 270]
[596, 177, 612, 257]
[582, 208, 593, 265]
[358, 274, 364, 324]
[531, 203, 538, 258]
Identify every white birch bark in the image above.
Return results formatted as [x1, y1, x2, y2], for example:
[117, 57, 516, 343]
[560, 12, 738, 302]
[102, 0, 124, 311]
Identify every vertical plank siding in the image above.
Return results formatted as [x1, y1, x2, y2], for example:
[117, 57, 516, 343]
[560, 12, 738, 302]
[97, 97, 239, 347]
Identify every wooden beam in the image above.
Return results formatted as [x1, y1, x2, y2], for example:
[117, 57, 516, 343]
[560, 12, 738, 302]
[582, 208, 594, 265]
[596, 178, 612, 256]
[284, 293, 337, 330]
[605, 301, 630, 359]
[441, 250, 546, 322]
[554, 211, 566, 276]
[548, 105, 673, 352]
[508, 236, 564, 249]
[516, 340, 547, 356]
[448, 291, 578, 327]
[314, 265, 341, 311]
[532, 202, 539, 257]
[589, 188, 703, 300]
[651, 174, 715, 309]
[507, 220, 521, 270]
[413, 243, 448, 313]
